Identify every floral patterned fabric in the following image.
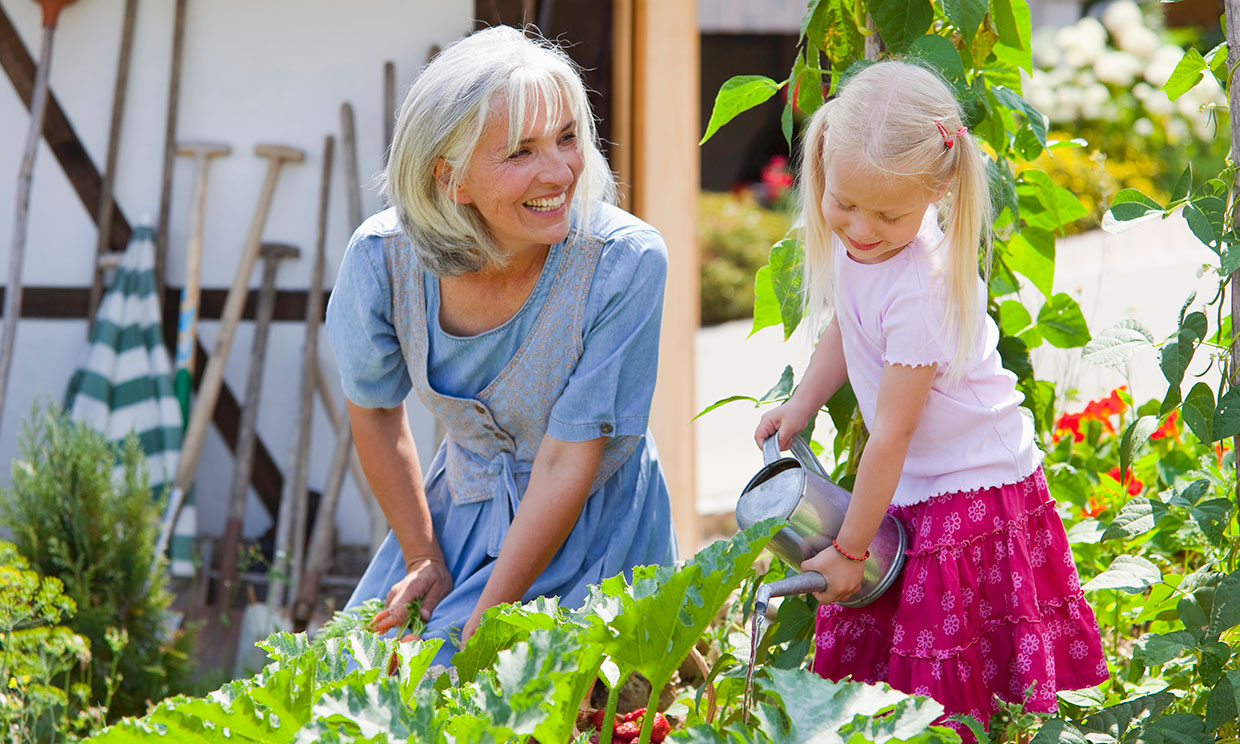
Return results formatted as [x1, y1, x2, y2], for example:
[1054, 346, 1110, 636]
[812, 468, 1107, 740]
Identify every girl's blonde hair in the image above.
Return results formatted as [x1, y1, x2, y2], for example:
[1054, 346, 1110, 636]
[800, 61, 992, 381]
[382, 25, 616, 276]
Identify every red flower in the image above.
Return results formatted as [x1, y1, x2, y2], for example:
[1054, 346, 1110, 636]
[1081, 497, 1107, 518]
[760, 155, 793, 202]
[1106, 467, 1143, 495]
[1150, 411, 1180, 441]
[1054, 411, 1085, 443]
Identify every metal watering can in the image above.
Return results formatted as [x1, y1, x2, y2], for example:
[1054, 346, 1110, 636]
[737, 436, 907, 616]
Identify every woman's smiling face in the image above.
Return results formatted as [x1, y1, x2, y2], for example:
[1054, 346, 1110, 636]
[821, 156, 942, 264]
[451, 95, 583, 261]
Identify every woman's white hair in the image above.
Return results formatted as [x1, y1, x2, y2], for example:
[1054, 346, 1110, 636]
[382, 25, 617, 276]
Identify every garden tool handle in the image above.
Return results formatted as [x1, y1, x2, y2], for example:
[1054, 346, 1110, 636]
[761, 434, 832, 481]
[36, 0, 77, 28]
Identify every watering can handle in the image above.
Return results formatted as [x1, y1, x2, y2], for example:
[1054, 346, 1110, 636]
[761, 434, 832, 481]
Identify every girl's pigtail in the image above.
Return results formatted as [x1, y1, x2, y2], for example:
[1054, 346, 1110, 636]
[799, 101, 836, 337]
[939, 129, 992, 385]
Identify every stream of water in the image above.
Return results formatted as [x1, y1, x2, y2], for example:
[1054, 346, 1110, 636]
[742, 605, 766, 724]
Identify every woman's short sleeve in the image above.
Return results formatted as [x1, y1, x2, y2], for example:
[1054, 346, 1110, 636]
[881, 287, 955, 368]
[324, 232, 412, 408]
[546, 228, 667, 441]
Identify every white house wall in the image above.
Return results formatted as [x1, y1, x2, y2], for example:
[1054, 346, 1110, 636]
[0, 0, 471, 546]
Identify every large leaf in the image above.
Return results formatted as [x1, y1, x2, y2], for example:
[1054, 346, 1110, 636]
[1030, 718, 1089, 744]
[1191, 498, 1234, 545]
[993, 85, 1048, 149]
[1101, 496, 1169, 542]
[1005, 227, 1054, 298]
[1133, 630, 1198, 666]
[1162, 48, 1208, 102]
[1207, 569, 1240, 638]
[751, 265, 781, 336]
[1081, 692, 1174, 741]
[869, 0, 933, 53]
[1137, 713, 1213, 744]
[701, 76, 783, 144]
[991, 0, 1026, 51]
[1181, 383, 1216, 443]
[1102, 189, 1164, 233]
[768, 238, 805, 340]
[1018, 171, 1089, 232]
[599, 520, 782, 694]
[1205, 671, 1240, 732]
[307, 677, 442, 742]
[754, 667, 948, 741]
[945, 0, 988, 44]
[908, 34, 966, 83]
[452, 596, 565, 684]
[1082, 554, 1162, 594]
[1082, 320, 1154, 370]
[1118, 416, 1158, 492]
[1035, 293, 1090, 348]
[1212, 384, 1240, 441]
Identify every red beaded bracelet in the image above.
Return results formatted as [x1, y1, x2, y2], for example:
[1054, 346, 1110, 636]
[832, 538, 869, 563]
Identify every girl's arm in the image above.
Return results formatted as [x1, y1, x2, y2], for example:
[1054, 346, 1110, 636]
[348, 401, 454, 629]
[461, 434, 606, 643]
[802, 361, 936, 605]
[755, 317, 849, 449]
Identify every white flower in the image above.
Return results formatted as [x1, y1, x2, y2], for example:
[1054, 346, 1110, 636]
[1032, 27, 1062, 69]
[1143, 91, 1174, 117]
[1132, 82, 1154, 102]
[1095, 50, 1142, 86]
[1166, 117, 1190, 143]
[1102, 0, 1144, 35]
[1080, 82, 1112, 119]
[1117, 26, 1160, 57]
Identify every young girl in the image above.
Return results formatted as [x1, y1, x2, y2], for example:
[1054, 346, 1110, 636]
[754, 61, 1107, 737]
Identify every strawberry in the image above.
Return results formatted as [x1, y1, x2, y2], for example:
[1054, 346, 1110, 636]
[650, 713, 671, 743]
[588, 708, 609, 730]
[613, 720, 641, 740]
[622, 707, 646, 722]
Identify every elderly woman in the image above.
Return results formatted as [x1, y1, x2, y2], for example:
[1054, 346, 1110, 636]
[324, 25, 677, 665]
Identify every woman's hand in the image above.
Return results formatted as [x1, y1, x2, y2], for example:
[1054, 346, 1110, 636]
[801, 545, 866, 605]
[754, 397, 817, 450]
[370, 556, 453, 635]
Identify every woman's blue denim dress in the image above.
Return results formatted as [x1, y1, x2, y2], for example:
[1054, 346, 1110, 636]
[325, 203, 677, 666]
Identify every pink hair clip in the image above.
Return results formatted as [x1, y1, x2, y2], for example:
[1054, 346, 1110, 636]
[936, 121, 967, 149]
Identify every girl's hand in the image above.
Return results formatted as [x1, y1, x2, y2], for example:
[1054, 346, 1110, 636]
[370, 557, 452, 634]
[754, 398, 816, 450]
[801, 544, 866, 605]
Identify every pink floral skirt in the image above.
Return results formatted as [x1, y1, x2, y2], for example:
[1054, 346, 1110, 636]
[811, 467, 1108, 740]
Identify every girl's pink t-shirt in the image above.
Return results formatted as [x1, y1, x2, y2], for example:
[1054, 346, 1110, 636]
[832, 216, 1042, 506]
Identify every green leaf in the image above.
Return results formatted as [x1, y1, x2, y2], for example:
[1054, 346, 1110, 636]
[999, 300, 1033, 336]
[1005, 228, 1054, 298]
[701, 76, 783, 144]
[1191, 498, 1234, 545]
[997, 334, 1034, 381]
[945, 0, 989, 43]
[1103, 189, 1165, 232]
[1200, 639, 1232, 685]
[761, 365, 796, 402]
[1133, 630, 1198, 666]
[1082, 320, 1155, 370]
[991, 0, 1025, 50]
[1081, 692, 1174, 741]
[1213, 384, 1240, 440]
[751, 265, 781, 336]
[908, 34, 966, 83]
[1207, 570, 1240, 638]
[1181, 383, 1216, 443]
[1101, 496, 1169, 542]
[988, 155, 1020, 226]
[692, 395, 762, 422]
[309, 677, 443, 742]
[1162, 48, 1208, 102]
[1035, 293, 1090, 348]
[993, 85, 1048, 148]
[1118, 416, 1158, 492]
[1139, 713, 1212, 744]
[1205, 671, 1240, 730]
[1030, 718, 1088, 744]
[755, 667, 946, 740]
[1168, 164, 1193, 207]
[1159, 314, 1206, 388]
[481, 628, 603, 743]
[600, 520, 781, 695]
[768, 238, 805, 340]
[869, 0, 934, 53]
[1082, 554, 1162, 594]
[452, 596, 563, 684]
[1066, 519, 1105, 545]
[1018, 170, 1088, 232]
[791, 51, 824, 117]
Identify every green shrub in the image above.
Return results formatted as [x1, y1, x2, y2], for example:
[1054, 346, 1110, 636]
[0, 402, 194, 721]
[699, 192, 794, 325]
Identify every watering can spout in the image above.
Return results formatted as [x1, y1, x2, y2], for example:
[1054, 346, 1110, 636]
[754, 571, 828, 618]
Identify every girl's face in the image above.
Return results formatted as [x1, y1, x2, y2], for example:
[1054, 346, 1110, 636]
[821, 156, 943, 265]
[452, 94, 583, 260]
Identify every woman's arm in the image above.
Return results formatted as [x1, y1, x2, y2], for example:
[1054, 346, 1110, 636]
[461, 433, 606, 643]
[348, 401, 453, 627]
[755, 317, 850, 449]
[801, 361, 935, 605]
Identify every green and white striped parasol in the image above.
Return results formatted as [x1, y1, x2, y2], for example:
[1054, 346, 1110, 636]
[63, 223, 195, 576]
